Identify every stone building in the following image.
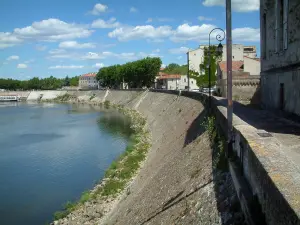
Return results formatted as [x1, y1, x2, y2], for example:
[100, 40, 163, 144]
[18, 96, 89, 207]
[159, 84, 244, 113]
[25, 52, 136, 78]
[155, 73, 198, 90]
[260, 0, 300, 115]
[79, 73, 99, 89]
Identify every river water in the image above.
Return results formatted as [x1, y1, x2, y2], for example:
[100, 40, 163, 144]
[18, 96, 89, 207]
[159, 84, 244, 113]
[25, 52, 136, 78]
[0, 102, 131, 225]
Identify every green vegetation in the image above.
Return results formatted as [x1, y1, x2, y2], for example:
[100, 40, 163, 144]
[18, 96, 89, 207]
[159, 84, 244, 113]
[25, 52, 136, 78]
[53, 104, 150, 221]
[54, 93, 72, 102]
[202, 116, 227, 171]
[190, 46, 222, 88]
[89, 93, 96, 100]
[162, 63, 188, 75]
[104, 100, 110, 109]
[97, 57, 162, 88]
[0, 75, 79, 90]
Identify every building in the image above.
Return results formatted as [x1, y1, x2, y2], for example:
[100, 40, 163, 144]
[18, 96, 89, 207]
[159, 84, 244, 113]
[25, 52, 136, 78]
[155, 73, 198, 90]
[188, 44, 257, 73]
[244, 56, 261, 76]
[260, 0, 300, 115]
[79, 73, 99, 89]
[216, 61, 260, 101]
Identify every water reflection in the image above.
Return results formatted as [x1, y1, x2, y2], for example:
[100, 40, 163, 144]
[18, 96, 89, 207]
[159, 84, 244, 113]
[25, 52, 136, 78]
[97, 112, 134, 139]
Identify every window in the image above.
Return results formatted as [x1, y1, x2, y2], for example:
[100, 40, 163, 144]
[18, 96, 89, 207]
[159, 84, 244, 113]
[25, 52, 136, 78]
[184, 78, 186, 82]
[191, 81, 193, 84]
[262, 13, 267, 59]
[233, 56, 235, 59]
[275, 0, 289, 52]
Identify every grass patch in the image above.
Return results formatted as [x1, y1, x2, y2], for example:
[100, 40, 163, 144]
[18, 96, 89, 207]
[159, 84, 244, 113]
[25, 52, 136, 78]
[55, 93, 72, 101]
[104, 100, 110, 109]
[89, 93, 96, 100]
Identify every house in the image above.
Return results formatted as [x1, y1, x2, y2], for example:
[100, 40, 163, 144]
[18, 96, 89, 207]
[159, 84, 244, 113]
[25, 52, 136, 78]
[188, 44, 256, 73]
[217, 61, 260, 100]
[260, 0, 300, 115]
[79, 73, 99, 89]
[155, 73, 198, 90]
[244, 56, 261, 76]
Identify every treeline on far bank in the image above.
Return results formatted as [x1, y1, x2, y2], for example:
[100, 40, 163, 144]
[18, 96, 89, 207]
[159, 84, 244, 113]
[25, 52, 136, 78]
[97, 57, 162, 88]
[0, 76, 79, 90]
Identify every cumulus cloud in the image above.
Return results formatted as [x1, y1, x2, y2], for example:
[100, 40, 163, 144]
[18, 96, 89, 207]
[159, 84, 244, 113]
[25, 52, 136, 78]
[232, 27, 260, 41]
[49, 65, 84, 69]
[89, 3, 108, 15]
[171, 23, 216, 42]
[169, 47, 189, 54]
[0, 19, 93, 49]
[198, 16, 215, 21]
[152, 49, 160, 53]
[82, 52, 105, 60]
[130, 7, 138, 13]
[7, 55, 19, 60]
[108, 25, 173, 41]
[91, 18, 120, 28]
[17, 63, 27, 68]
[202, 0, 259, 12]
[36, 45, 47, 51]
[93, 63, 105, 68]
[59, 41, 95, 49]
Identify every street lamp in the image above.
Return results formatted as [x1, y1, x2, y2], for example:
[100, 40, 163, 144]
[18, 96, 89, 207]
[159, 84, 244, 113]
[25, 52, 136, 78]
[208, 28, 225, 107]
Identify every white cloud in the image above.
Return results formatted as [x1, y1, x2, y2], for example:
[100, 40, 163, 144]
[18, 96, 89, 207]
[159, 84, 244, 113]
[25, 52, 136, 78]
[93, 63, 105, 68]
[177, 56, 183, 60]
[152, 49, 160, 53]
[171, 23, 216, 42]
[36, 45, 47, 51]
[91, 18, 120, 28]
[198, 16, 215, 21]
[169, 47, 189, 54]
[130, 7, 138, 13]
[82, 52, 104, 60]
[24, 59, 35, 63]
[59, 41, 95, 49]
[232, 27, 260, 41]
[108, 25, 173, 41]
[17, 63, 27, 69]
[0, 32, 22, 49]
[89, 3, 108, 15]
[49, 49, 66, 54]
[49, 65, 84, 69]
[0, 19, 93, 49]
[7, 55, 19, 60]
[146, 18, 153, 23]
[202, 0, 259, 12]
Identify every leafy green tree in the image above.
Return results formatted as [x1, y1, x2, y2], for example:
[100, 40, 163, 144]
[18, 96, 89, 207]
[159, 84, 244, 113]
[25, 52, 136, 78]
[190, 46, 222, 88]
[64, 76, 70, 86]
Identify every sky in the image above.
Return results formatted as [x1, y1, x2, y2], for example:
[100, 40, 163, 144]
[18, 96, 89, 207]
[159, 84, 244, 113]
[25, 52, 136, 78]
[0, 0, 260, 80]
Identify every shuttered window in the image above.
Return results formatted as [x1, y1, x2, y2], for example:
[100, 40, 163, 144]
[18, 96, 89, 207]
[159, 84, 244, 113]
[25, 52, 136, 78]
[275, 0, 289, 52]
[283, 0, 289, 50]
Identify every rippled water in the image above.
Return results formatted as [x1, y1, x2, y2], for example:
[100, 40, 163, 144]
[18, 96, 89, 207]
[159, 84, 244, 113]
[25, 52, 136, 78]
[0, 102, 130, 225]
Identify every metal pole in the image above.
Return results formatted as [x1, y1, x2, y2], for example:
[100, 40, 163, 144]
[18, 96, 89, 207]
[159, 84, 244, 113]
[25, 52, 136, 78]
[226, 0, 233, 157]
[187, 52, 190, 91]
[208, 36, 211, 108]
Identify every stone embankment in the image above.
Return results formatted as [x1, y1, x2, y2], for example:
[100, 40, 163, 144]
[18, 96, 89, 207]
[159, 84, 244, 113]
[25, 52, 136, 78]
[19, 90, 245, 224]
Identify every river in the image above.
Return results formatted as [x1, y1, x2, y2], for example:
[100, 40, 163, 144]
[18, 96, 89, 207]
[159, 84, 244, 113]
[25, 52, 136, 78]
[0, 102, 132, 225]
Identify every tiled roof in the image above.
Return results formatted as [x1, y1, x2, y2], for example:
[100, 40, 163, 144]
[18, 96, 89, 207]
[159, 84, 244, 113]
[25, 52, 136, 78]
[218, 61, 244, 72]
[157, 73, 181, 79]
[81, 72, 97, 77]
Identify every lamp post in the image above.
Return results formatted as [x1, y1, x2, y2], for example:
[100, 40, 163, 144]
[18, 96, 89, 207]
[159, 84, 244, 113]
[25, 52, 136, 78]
[208, 28, 225, 107]
[187, 51, 190, 91]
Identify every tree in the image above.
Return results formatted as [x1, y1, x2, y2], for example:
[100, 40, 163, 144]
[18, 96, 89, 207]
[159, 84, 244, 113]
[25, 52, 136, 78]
[64, 76, 70, 86]
[190, 46, 222, 88]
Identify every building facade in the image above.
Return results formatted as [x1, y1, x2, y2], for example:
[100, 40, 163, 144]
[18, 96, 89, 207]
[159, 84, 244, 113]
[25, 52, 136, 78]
[260, 0, 300, 115]
[188, 44, 254, 73]
[155, 74, 198, 90]
[79, 73, 99, 89]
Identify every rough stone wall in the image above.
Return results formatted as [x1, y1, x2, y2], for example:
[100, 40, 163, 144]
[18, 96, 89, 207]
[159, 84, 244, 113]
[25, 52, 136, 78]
[260, 0, 300, 115]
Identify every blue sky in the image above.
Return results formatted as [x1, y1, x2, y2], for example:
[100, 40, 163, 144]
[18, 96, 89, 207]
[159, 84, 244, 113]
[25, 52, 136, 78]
[0, 0, 260, 79]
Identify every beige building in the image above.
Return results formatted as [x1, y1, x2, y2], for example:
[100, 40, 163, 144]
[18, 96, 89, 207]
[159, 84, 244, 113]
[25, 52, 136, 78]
[188, 44, 257, 74]
[260, 0, 300, 115]
[155, 73, 198, 90]
[244, 56, 261, 75]
[79, 73, 99, 89]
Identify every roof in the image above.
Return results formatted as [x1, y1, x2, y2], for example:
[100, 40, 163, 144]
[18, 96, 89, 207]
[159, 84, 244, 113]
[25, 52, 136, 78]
[80, 72, 97, 77]
[218, 61, 244, 72]
[244, 56, 260, 61]
[157, 73, 181, 79]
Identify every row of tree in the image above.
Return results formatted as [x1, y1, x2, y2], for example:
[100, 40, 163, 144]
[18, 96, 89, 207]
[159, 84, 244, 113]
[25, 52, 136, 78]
[162, 63, 188, 75]
[97, 57, 162, 88]
[0, 76, 79, 90]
